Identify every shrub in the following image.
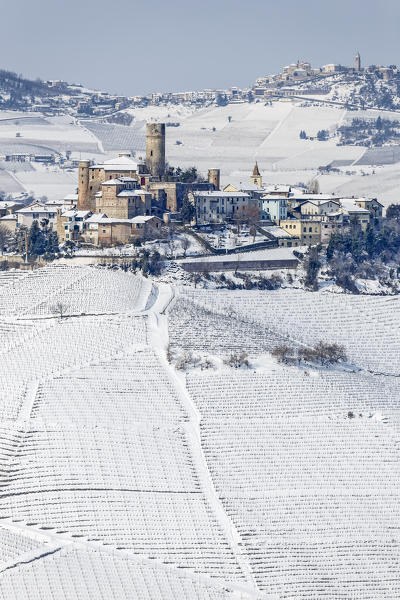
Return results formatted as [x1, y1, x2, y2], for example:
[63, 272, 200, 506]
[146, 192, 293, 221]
[224, 351, 249, 369]
[199, 357, 214, 370]
[335, 273, 359, 294]
[175, 351, 200, 370]
[299, 341, 347, 366]
[272, 344, 297, 364]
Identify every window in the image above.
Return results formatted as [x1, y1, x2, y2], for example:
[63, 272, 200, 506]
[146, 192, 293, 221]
[303, 227, 306, 232]
[309, 227, 312, 232]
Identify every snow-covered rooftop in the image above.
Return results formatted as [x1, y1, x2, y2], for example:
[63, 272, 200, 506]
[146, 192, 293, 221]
[340, 199, 370, 213]
[193, 191, 250, 198]
[102, 178, 124, 186]
[92, 155, 139, 171]
[16, 203, 57, 214]
[61, 210, 91, 218]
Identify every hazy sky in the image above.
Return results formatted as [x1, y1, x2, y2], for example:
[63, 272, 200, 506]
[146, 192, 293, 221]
[2, 0, 399, 96]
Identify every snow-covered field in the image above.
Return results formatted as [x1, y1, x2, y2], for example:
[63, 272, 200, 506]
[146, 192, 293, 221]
[0, 264, 398, 598]
[129, 101, 400, 207]
[1, 100, 400, 205]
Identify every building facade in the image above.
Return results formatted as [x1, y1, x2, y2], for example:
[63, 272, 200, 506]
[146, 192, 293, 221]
[190, 191, 255, 225]
[260, 196, 288, 222]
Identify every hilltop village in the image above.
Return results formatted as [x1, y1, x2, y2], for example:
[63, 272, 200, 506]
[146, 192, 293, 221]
[0, 120, 384, 256]
[1, 52, 399, 116]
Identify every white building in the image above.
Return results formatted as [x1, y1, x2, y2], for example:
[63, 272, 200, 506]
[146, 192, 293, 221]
[260, 195, 288, 222]
[15, 203, 58, 229]
[299, 199, 341, 216]
[190, 191, 254, 225]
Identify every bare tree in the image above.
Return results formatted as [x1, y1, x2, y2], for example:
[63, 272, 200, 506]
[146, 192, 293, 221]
[307, 179, 320, 194]
[51, 301, 68, 319]
[181, 236, 190, 257]
[233, 205, 260, 239]
[167, 238, 177, 258]
[0, 224, 10, 256]
[272, 344, 297, 364]
[192, 273, 202, 288]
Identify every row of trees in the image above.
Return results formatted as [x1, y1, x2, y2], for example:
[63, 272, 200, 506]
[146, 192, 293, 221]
[299, 130, 329, 141]
[303, 213, 400, 293]
[272, 341, 347, 367]
[0, 219, 59, 259]
[164, 166, 206, 183]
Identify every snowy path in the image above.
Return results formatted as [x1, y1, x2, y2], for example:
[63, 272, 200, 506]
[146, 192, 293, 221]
[145, 286, 259, 596]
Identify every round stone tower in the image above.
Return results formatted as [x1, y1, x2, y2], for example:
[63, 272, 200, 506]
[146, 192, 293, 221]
[78, 160, 90, 210]
[208, 168, 220, 191]
[146, 123, 166, 179]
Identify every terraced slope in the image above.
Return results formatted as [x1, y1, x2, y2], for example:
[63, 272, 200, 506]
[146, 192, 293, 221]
[0, 266, 257, 600]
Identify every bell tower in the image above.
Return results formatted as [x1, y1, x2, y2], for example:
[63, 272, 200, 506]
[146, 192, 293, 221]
[251, 162, 262, 187]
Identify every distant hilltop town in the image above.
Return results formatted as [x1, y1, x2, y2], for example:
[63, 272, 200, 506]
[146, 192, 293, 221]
[0, 53, 399, 116]
[252, 53, 398, 101]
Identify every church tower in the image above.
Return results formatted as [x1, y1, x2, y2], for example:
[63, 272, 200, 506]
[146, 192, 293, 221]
[355, 52, 361, 72]
[251, 162, 262, 187]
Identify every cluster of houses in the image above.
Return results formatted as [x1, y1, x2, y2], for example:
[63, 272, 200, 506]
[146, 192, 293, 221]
[0, 121, 384, 251]
[253, 54, 398, 100]
[190, 163, 383, 247]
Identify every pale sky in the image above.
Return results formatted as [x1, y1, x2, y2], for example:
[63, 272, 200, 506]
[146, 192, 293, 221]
[2, 0, 399, 95]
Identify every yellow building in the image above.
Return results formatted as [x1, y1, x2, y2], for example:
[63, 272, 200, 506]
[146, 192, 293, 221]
[280, 219, 321, 245]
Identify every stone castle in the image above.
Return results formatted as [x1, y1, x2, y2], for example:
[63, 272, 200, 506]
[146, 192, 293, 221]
[78, 123, 215, 218]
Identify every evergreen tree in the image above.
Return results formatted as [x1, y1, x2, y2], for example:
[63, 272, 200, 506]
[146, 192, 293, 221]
[386, 204, 400, 221]
[180, 198, 196, 224]
[28, 220, 46, 256]
[317, 129, 328, 141]
[304, 246, 321, 290]
[326, 233, 340, 260]
[216, 93, 228, 107]
[46, 231, 59, 254]
[365, 225, 376, 257]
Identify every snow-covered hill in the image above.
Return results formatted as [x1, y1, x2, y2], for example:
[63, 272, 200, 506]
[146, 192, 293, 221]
[0, 264, 399, 598]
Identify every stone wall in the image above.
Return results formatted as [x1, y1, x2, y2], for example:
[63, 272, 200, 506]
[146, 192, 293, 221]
[181, 258, 299, 272]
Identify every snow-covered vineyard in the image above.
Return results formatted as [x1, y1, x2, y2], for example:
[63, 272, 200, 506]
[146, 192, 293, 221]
[0, 264, 399, 599]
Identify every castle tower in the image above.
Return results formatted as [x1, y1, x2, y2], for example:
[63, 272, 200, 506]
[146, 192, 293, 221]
[146, 123, 165, 179]
[208, 168, 220, 190]
[77, 160, 90, 210]
[251, 162, 262, 187]
[355, 52, 361, 72]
